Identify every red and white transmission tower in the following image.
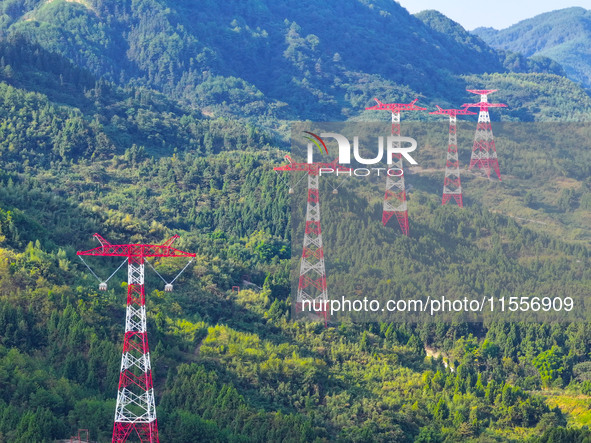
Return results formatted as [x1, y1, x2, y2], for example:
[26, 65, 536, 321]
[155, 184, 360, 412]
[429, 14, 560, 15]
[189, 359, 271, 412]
[365, 98, 426, 235]
[430, 105, 477, 207]
[462, 89, 507, 180]
[78, 234, 195, 443]
[275, 155, 350, 325]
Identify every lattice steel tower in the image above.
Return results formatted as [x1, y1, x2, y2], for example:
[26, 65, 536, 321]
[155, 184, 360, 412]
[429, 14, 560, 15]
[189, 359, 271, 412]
[78, 234, 195, 443]
[462, 89, 507, 180]
[430, 105, 477, 207]
[275, 155, 349, 324]
[366, 98, 426, 235]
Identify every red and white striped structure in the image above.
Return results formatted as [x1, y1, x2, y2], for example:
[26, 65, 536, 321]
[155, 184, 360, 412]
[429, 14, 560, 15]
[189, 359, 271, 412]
[365, 98, 426, 235]
[430, 105, 477, 207]
[275, 156, 349, 324]
[78, 234, 195, 443]
[462, 89, 507, 180]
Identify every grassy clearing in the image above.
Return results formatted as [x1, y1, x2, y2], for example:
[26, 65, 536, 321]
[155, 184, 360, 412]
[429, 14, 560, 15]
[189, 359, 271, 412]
[537, 391, 591, 427]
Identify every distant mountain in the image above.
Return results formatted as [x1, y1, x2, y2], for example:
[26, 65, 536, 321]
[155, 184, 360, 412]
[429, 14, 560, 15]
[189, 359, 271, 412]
[473, 7, 591, 87]
[418, 10, 566, 78]
[0, 0, 563, 125]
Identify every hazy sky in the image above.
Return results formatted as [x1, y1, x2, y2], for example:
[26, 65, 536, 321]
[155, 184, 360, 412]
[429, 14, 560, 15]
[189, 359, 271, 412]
[396, 0, 591, 30]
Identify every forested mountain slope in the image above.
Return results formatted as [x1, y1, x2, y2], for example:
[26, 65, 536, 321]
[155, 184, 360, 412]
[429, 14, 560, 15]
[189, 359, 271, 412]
[0, 0, 566, 125]
[0, 0, 590, 442]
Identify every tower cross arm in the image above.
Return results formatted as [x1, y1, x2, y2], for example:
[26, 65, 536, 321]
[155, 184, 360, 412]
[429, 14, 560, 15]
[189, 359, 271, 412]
[467, 89, 498, 95]
[77, 234, 196, 258]
[77, 245, 196, 258]
[274, 155, 309, 172]
[462, 102, 507, 109]
[365, 98, 427, 112]
[274, 163, 309, 172]
[274, 156, 351, 174]
[430, 105, 477, 116]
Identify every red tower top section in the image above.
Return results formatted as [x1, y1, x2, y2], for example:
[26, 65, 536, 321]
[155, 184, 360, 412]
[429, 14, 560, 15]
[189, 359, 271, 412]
[462, 89, 507, 111]
[77, 234, 196, 258]
[430, 105, 477, 117]
[365, 98, 427, 113]
[466, 89, 498, 95]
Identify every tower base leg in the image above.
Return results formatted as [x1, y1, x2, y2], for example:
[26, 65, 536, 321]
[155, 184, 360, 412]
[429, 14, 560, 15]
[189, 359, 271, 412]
[442, 194, 463, 208]
[395, 211, 410, 237]
[383, 211, 410, 236]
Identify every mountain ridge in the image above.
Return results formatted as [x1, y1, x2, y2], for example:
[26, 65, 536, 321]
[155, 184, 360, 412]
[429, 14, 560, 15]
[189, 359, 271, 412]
[0, 0, 572, 125]
[473, 7, 591, 87]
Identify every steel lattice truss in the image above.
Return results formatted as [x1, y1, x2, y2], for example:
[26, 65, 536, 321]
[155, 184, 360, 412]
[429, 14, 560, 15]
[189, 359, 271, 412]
[78, 234, 195, 443]
[299, 174, 327, 317]
[462, 89, 507, 181]
[275, 156, 350, 324]
[430, 106, 477, 207]
[366, 98, 426, 235]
